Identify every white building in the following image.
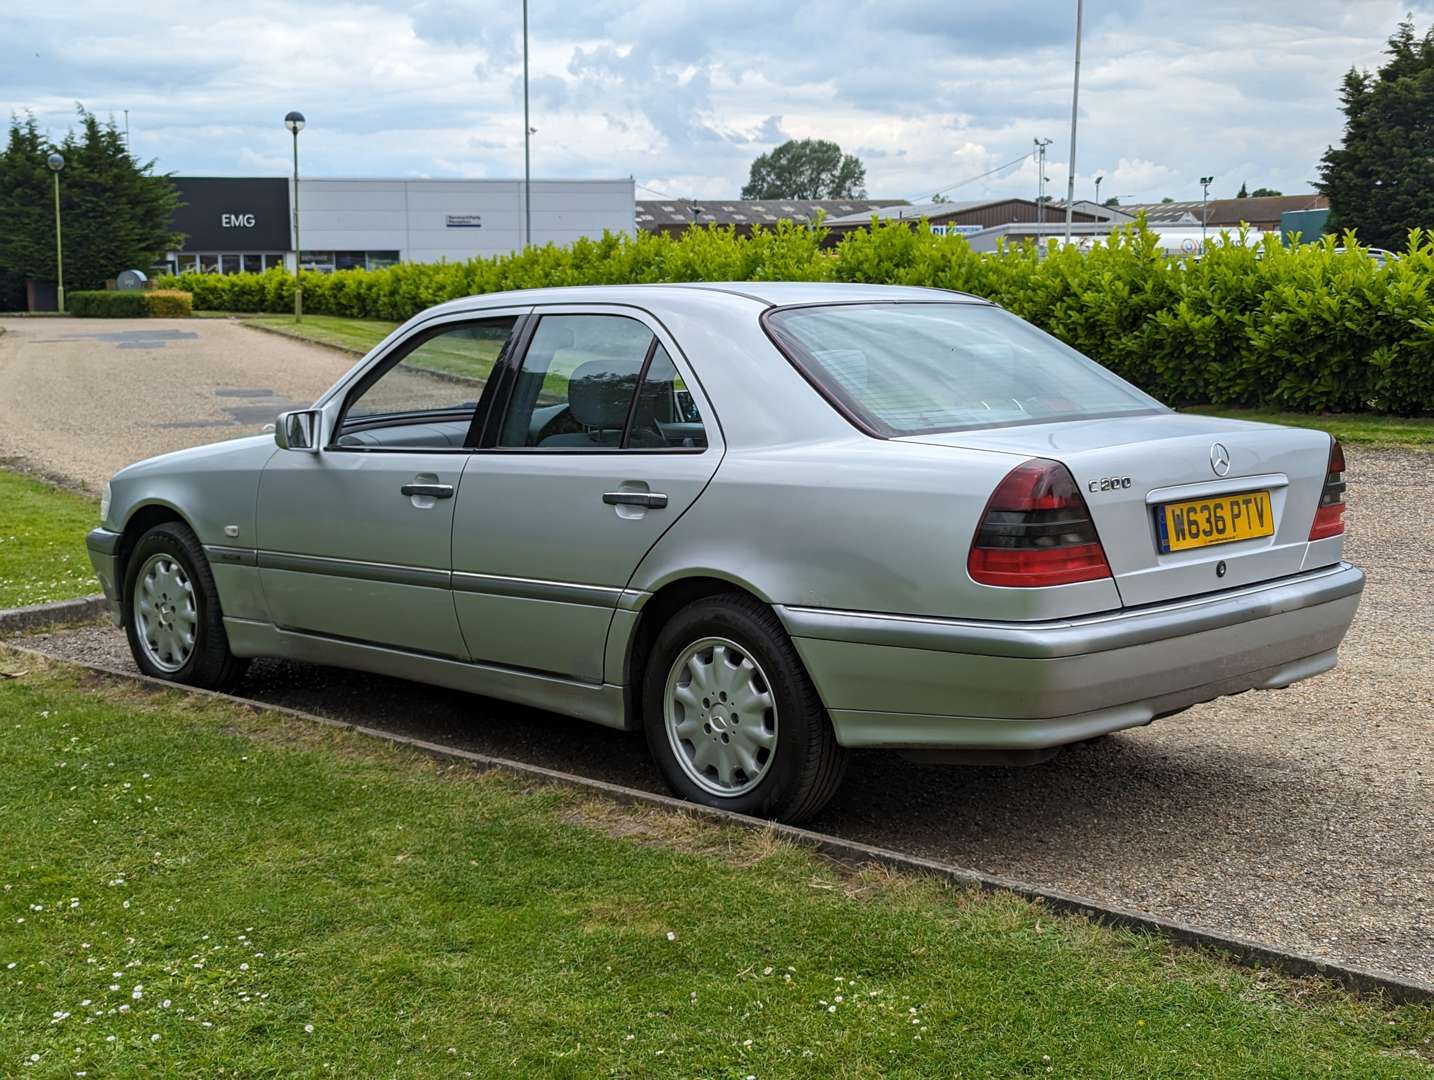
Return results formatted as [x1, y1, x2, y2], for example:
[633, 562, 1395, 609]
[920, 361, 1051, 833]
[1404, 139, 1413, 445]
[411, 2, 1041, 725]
[165, 176, 634, 275]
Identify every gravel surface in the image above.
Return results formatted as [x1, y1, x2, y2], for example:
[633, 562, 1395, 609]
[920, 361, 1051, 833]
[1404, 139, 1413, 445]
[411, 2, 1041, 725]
[15, 453, 1432, 984]
[0, 317, 352, 492]
[2, 320, 1429, 982]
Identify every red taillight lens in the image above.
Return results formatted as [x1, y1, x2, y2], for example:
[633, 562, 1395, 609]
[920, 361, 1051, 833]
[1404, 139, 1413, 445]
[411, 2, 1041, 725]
[1309, 438, 1347, 540]
[968, 459, 1112, 587]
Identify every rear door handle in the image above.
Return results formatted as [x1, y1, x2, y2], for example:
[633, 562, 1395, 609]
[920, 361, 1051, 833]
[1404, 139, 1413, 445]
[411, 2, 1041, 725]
[401, 483, 454, 499]
[603, 491, 669, 509]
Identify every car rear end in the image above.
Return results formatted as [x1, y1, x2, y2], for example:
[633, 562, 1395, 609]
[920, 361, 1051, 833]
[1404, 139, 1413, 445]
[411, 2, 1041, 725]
[763, 299, 1364, 751]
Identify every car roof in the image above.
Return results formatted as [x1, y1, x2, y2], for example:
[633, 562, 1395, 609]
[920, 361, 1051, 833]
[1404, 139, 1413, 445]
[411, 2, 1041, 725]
[427, 280, 990, 317]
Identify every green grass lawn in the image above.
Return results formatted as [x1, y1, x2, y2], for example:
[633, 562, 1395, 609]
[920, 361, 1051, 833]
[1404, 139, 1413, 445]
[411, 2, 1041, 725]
[1, 660, 1429, 1077]
[237, 312, 400, 356]
[1184, 407, 1434, 451]
[0, 469, 98, 608]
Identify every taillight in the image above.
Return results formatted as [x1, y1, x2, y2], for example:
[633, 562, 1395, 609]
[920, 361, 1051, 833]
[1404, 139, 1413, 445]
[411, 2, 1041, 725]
[968, 459, 1112, 587]
[1309, 438, 1347, 540]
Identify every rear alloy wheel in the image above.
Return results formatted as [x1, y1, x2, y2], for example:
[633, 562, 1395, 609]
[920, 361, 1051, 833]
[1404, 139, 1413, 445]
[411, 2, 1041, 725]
[123, 522, 249, 691]
[643, 594, 846, 822]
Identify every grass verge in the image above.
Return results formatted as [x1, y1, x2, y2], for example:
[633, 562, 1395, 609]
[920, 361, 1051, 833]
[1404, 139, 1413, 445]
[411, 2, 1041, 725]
[1, 657, 1430, 1077]
[1185, 407, 1434, 451]
[0, 469, 98, 608]
[228, 313, 399, 357]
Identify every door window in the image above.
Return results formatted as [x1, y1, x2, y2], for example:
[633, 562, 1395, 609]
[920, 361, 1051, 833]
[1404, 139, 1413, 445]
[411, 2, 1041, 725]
[628, 345, 708, 449]
[498, 314, 656, 449]
[337, 317, 520, 449]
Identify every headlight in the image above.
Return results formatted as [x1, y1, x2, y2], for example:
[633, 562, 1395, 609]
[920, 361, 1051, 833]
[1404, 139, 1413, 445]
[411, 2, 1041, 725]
[99, 482, 112, 526]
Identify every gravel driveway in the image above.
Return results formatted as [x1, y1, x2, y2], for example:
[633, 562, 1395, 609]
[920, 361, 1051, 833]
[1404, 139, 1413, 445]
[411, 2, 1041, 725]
[15, 445, 1432, 984]
[0, 317, 352, 492]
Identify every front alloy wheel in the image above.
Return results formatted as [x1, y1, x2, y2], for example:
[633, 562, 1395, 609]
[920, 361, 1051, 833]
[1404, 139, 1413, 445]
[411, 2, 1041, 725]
[134, 554, 198, 672]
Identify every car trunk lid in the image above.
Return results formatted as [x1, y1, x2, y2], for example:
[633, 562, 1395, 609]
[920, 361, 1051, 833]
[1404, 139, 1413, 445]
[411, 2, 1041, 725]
[902, 413, 1334, 607]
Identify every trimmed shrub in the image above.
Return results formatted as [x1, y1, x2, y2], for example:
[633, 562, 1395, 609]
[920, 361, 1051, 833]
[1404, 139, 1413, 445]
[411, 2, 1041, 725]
[143, 289, 192, 317]
[66, 290, 147, 317]
[154, 221, 1434, 415]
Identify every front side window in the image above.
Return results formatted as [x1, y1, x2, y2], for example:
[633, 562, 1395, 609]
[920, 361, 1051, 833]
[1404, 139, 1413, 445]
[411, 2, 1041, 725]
[337, 316, 519, 449]
[765, 303, 1165, 437]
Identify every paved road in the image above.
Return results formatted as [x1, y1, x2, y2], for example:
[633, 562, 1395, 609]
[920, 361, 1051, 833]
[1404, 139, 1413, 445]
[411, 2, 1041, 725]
[0, 317, 352, 492]
[3, 318, 1430, 983]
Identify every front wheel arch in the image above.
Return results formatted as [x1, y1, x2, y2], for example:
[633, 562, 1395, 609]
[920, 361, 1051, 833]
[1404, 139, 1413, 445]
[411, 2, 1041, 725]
[116, 503, 193, 606]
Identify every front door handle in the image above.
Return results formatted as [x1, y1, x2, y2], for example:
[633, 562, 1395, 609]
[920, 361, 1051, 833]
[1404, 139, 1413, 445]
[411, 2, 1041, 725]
[401, 483, 454, 499]
[603, 491, 669, 509]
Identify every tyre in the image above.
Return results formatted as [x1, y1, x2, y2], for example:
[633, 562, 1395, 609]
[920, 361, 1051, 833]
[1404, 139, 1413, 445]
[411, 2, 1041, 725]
[122, 521, 249, 691]
[642, 593, 847, 823]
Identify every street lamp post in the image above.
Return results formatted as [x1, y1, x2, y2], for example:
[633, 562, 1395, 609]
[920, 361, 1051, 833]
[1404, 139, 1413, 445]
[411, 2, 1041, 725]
[522, 0, 532, 250]
[1094, 175, 1103, 206]
[47, 153, 65, 313]
[284, 111, 306, 323]
[1199, 175, 1214, 250]
[1062, 0, 1084, 245]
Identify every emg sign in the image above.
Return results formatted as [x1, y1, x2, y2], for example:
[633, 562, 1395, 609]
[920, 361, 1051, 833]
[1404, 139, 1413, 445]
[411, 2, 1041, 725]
[169, 178, 291, 251]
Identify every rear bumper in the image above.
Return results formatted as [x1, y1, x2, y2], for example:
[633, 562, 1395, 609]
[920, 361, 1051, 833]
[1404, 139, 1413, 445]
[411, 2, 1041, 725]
[85, 527, 123, 626]
[778, 562, 1364, 750]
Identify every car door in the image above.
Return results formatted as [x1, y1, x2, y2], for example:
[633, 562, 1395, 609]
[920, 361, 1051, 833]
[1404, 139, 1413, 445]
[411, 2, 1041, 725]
[256, 310, 528, 656]
[451, 307, 723, 683]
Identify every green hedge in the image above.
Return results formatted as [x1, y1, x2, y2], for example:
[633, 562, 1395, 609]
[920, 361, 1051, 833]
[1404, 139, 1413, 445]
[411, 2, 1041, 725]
[144, 288, 192, 317]
[67, 290, 148, 317]
[66, 288, 194, 318]
[158, 221, 1434, 415]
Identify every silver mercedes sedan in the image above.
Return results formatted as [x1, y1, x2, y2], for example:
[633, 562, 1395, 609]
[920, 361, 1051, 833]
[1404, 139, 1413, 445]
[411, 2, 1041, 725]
[87, 283, 1364, 821]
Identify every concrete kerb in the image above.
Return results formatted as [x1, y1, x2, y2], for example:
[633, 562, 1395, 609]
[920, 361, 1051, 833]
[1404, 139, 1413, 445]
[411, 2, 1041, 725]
[1, 636, 1430, 1006]
[0, 595, 108, 636]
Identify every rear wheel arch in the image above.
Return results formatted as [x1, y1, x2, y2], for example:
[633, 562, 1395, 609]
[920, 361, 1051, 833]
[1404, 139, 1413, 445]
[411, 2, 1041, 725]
[623, 575, 775, 730]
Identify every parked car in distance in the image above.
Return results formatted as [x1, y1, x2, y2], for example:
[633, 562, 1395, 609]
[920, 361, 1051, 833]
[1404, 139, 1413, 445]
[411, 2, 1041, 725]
[87, 283, 1364, 821]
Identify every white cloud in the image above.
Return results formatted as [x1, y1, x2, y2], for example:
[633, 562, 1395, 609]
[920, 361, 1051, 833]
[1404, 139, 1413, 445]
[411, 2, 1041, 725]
[4, 0, 1433, 202]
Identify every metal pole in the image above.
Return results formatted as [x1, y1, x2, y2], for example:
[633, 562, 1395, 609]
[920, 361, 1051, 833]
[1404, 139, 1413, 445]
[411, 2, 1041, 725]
[292, 130, 302, 323]
[53, 171, 64, 314]
[523, 0, 531, 250]
[1063, 0, 1084, 244]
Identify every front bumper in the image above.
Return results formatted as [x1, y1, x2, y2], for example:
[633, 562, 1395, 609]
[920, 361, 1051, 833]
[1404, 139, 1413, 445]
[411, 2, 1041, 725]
[85, 527, 123, 626]
[779, 562, 1365, 750]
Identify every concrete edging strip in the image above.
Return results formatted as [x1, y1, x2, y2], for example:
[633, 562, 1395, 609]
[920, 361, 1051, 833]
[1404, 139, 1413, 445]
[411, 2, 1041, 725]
[2, 640, 1431, 1006]
[0, 595, 108, 635]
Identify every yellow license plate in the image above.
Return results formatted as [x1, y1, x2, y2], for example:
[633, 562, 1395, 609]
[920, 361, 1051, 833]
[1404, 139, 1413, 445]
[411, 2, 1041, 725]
[1157, 490, 1274, 553]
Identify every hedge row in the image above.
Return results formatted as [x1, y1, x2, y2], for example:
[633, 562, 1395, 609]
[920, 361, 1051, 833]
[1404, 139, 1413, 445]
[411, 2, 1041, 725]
[159, 221, 1434, 415]
[68, 288, 193, 318]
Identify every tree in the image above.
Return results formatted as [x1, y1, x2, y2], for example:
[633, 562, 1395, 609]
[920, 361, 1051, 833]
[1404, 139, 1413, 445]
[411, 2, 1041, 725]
[741, 139, 866, 200]
[0, 107, 182, 293]
[1250, 187, 1283, 197]
[1102, 196, 1121, 207]
[1237, 181, 1249, 198]
[1318, 18, 1434, 249]
[1160, 196, 1175, 203]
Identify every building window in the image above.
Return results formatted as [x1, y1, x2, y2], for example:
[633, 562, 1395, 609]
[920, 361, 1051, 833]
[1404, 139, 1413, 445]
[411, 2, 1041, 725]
[300, 251, 401, 273]
[243, 254, 264, 273]
[221, 254, 240, 275]
[199, 253, 220, 273]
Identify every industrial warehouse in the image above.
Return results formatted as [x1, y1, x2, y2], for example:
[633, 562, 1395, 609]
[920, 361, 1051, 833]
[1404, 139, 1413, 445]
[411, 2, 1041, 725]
[163, 175, 635, 276]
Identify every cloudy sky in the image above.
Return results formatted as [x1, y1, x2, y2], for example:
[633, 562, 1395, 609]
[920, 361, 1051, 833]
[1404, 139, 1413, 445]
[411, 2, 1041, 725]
[4, 0, 1430, 205]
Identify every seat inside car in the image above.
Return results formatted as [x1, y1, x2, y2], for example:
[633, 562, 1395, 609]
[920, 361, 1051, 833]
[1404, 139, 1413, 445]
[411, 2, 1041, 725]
[539, 357, 657, 447]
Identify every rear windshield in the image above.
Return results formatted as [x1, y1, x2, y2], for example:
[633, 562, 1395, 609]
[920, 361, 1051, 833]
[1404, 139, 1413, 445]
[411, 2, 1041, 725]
[764, 302, 1165, 436]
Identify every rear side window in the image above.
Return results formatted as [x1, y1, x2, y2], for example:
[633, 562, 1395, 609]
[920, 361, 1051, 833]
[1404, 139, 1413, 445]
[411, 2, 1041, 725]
[764, 303, 1164, 436]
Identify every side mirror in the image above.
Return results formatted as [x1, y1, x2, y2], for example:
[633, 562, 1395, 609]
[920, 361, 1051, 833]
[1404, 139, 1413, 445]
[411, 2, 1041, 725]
[275, 409, 323, 453]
